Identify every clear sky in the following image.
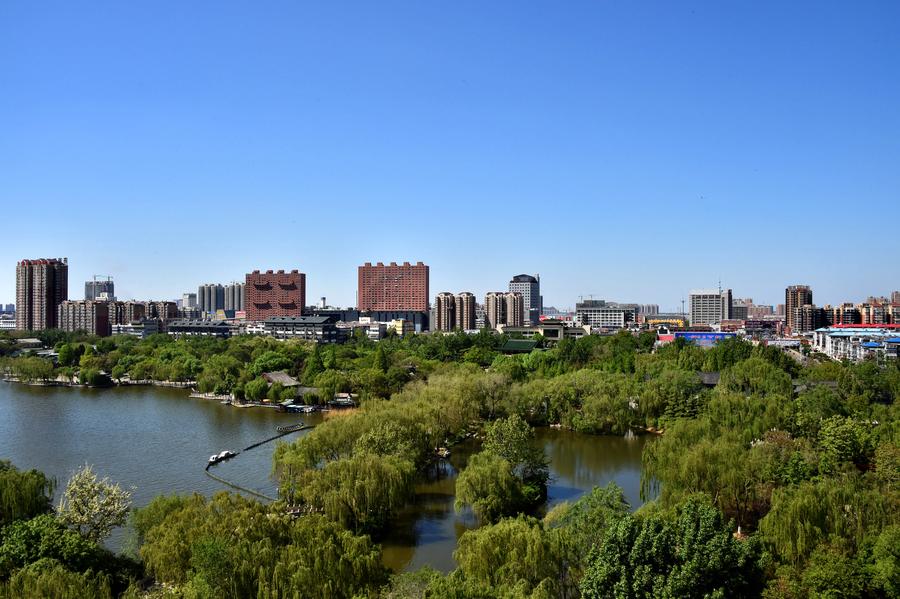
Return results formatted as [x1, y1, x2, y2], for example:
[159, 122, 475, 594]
[2, 1, 898, 311]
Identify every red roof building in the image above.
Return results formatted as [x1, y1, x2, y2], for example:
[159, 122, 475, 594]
[245, 270, 306, 322]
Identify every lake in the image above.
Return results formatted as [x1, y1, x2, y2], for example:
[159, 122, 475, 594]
[0, 381, 651, 571]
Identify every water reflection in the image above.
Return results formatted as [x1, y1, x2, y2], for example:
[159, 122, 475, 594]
[380, 429, 652, 573]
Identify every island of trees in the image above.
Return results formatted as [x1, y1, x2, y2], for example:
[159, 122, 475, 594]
[1, 327, 898, 597]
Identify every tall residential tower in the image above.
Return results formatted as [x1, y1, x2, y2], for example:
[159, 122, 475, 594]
[15, 258, 68, 331]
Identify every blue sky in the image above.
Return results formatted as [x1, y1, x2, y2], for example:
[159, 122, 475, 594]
[2, 1, 898, 311]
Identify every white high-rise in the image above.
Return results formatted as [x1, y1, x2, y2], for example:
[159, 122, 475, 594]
[689, 288, 732, 325]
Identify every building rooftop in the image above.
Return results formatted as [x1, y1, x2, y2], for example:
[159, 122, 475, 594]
[264, 316, 336, 324]
[510, 274, 538, 283]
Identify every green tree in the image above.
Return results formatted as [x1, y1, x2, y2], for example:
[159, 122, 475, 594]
[545, 483, 630, 558]
[0, 461, 54, 528]
[302, 345, 325, 383]
[373, 343, 389, 373]
[0, 515, 105, 579]
[454, 451, 525, 522]
[580, 498, 763, 599]
[483, 414, 549, 489]
[248, 351, 292, 378]
[0, 559, 112, 599]
[244, 377, 268, 401]
[453, 515, 578, 598]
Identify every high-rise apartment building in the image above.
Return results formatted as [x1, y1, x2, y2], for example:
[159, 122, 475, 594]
[224, 282, 245, 312]
[791, 304, 824, 333]
[245, 269, 306, 321]
[785, 285, 813, 332]
[892, 290, 900, 305]
[434, 291, 477, 331]
[688, 288, 732, 326]
[182, 293, 197, 309]
[508, 274, 541, 326]
[145, 301, 178, 321]
[58, 300, 110, 337]
[16, 258, 68, 331]
[485, 291, 523, 329]
[198, 284, 225, 314]
[85, 279, 115, 301]
[434, 292, 456, 331]
[357, 262, 429, 312]
[109, 301, 147, 326]
[455, 292, 477, 331]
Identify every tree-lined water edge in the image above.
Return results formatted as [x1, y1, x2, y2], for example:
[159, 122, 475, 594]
[0, 381, 650, 572]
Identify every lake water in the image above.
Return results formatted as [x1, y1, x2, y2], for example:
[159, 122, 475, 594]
[0, 381, 650, 571]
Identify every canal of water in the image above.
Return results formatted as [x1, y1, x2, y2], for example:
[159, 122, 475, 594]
[0, 381, 651, 571]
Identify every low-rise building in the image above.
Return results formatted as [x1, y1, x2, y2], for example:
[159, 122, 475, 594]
[263, 315, 345, 343]
[111, 319, 160, 338]
[810, 325, 900, 361]
[166, 319, 235, 338]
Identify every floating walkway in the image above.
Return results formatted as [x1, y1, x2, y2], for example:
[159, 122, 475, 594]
[203, 422, 314, 501]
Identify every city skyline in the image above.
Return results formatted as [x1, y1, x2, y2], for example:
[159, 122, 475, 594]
[3, 2, 899, 309]
[2, 255, 899, 314]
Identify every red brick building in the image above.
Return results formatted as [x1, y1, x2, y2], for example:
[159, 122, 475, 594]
[357, 262, 429, 312]
[245, 270, 306, 321]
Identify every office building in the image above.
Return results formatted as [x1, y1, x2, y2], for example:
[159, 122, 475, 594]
[245, 269, 306, 321]
[485, 291, 523, 329]
[575, 299, 636, 329]
[85, 279, 115, 301]
[508, 274, 541, 325]
[58, 300, 110, 337]
[785, 285, 813, 332]
[358, 262, 429, 312]
[16, 258, 68, 331]
[182, 293, 197, 309]
[2, 304, 14, 314]
[689, 288, 733, 326]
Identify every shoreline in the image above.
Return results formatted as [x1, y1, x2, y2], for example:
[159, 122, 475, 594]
[0, 377, 283, 410]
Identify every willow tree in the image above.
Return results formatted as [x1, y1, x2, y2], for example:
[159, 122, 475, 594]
[138, 492, 386, 599]
[293, 453, 415, 533]
[452, 515, 578, 598]
[0, 460, 54, 528]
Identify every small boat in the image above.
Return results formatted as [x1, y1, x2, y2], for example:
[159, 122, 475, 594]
[209, 450, 238, 465]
